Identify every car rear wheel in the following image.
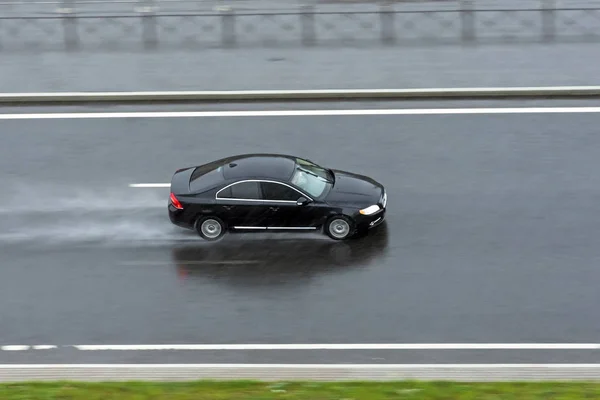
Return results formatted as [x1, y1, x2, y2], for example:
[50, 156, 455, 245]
[325, 215, 354, 240]
[195, 216, 226, 241]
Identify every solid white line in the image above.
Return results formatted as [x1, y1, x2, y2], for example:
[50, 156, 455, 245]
[3, 343, 600, 352]
[0, 363, 599, 369]
[3, 86, 600, 97]
[3, 107, 600, 120]
[128, 183, 170, 188]
[70, 343, 600, 351]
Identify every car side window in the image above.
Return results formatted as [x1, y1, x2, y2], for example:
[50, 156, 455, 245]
[261, 182, 301, 201]
[217, 186, 233, 198]
[218, 181, 261, 200]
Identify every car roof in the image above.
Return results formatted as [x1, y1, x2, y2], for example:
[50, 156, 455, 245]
[209, 153, 298, 182]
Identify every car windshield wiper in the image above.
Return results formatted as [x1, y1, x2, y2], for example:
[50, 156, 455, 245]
[303, 168, 332, 183]
[326, 168, 335, 183]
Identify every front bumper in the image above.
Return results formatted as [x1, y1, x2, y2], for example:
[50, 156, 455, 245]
[356, 208, 386, 231]
[357, 188, 387, 230]
[368, 212, 385, 229]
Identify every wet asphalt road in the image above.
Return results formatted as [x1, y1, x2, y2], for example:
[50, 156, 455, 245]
[1, 100, 600, 364]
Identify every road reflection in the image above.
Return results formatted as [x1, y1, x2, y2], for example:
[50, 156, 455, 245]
[171, 223, 389, 286]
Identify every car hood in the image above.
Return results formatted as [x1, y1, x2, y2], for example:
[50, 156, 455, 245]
[324, 169, 383, 207]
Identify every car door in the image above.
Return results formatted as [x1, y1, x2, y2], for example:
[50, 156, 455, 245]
[216, 180, 272, 229]
[259, 181, 324, 230]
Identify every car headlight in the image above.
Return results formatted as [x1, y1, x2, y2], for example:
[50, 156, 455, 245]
[359, 205, 381, 215]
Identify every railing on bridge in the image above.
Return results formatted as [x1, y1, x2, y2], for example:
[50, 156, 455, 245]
[0, 0, 598, 51]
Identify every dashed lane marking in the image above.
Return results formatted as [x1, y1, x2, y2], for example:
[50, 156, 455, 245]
[1, 346, 30, 351]
[129, 183, 170, 188]
[120, 260, 261, 266]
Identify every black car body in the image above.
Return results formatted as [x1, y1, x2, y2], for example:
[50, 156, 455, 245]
[168, 154, 387, 240]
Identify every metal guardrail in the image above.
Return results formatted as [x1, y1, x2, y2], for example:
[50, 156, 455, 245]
[3, 87, 600, 104]
[0, 0, 599, 51]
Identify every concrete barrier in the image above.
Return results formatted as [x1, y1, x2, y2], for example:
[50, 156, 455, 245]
[1, 363, 600, 382]
[2, 86, 600, 105]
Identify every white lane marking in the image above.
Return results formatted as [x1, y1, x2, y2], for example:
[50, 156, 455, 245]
[129, 183, 170, 188]
[0, 345, 30, 351]
[0, 363, 600, 370]
[3, 343, 600, 352]
[32, 345, 57, 350]
[65, 343, 600, 351]
[0, 363, 598, 368]
[3, 107, 600, 120]
[2, 86, 600, 98]
[121, 260, 261, 265]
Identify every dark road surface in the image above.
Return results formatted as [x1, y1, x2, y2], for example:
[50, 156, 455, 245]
[1, 100, 600, 364]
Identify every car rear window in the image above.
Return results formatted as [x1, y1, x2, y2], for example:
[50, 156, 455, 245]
[189, 164, 225, 192]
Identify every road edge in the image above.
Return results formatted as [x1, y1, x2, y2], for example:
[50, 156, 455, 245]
[3, 86, 600, 105]
[1, 364, 600, 382]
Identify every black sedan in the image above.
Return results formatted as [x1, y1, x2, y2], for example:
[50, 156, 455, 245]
[168, 153, 387, 241]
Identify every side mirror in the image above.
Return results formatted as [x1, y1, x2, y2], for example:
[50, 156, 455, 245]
[296, 197, 310, 206]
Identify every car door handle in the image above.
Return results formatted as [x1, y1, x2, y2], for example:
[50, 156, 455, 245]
[223, 205, 234, 210]
[269, 206, 279, 211]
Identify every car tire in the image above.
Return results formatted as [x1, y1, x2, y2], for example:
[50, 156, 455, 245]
[324, 215, 354, 241]
[195, 216, 226, 241]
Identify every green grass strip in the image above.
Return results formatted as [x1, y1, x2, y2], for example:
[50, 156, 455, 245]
[1, 380, 600, 400]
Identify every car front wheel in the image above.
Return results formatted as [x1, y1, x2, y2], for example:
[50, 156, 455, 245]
[325, 215, 354, 240]
[195, 216, 226, 241]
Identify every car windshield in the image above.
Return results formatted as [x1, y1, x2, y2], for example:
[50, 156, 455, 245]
[290, 159, 333, 198]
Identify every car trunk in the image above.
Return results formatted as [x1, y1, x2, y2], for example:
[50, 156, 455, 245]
[170, 167, 195, 195]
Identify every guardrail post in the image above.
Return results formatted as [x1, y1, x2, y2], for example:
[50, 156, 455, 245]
[140, 0, 158, 49]
[300, 5, 316, 46]
[460, 0, 475, 43]
[380, 2, 395, 45]
[60, 0, 79, 51]
[541, 0, 555, 42]
[220, 7, 236, 48]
